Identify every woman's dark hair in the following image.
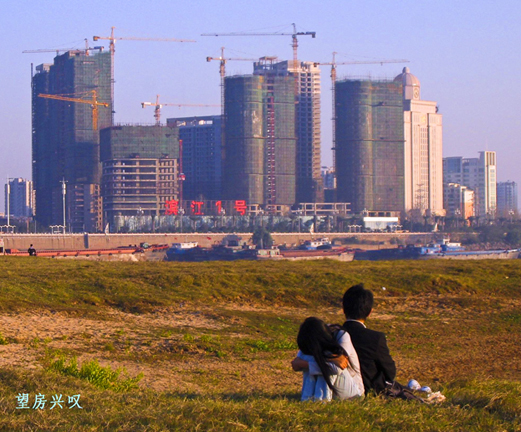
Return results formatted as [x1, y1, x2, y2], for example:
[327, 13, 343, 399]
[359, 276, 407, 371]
[297, 317, 346, 392]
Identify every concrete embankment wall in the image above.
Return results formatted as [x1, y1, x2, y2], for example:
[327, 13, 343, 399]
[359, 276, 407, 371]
[1, 232, 435, 252]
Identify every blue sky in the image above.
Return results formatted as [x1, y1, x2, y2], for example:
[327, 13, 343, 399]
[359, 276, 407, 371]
[1, 0, 520, 210]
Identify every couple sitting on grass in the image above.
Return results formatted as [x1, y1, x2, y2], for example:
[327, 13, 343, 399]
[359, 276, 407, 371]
[291, 284, 396, 401]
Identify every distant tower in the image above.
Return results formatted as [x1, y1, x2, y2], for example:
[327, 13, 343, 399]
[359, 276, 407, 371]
[497, 181, 518, 215]
[254, 59, 323, 203]
[4, 178, 35, 217]
[395, 67, 443, 216]
[32, 50, 112, 232]
[167, 115, 222, 201]
[223, 72, 296, 208]
[444, 152, 497, 218]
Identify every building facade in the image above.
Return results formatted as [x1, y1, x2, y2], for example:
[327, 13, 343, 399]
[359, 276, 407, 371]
[4, 178, 35, 218]
[335, 79, 405, 213]
[443, 151, 497, 218]
[223, 73, 296, 208]
[166, 115, 222, 201]
[443, 182, 474, 220]
[32, 50, 112, 232]
[395, 68, 444, 216]
[100, 125, 179, 228]
[253, 59, 323, 203]
[497, 181, 518, 216]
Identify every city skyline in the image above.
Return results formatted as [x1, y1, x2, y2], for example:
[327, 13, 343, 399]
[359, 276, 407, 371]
[1, 0, 520, 209]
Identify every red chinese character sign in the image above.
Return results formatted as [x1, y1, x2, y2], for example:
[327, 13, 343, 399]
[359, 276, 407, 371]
[190, 201, 204, 215]
[165, 200, 179, 216]
[234, 200, 247, 216]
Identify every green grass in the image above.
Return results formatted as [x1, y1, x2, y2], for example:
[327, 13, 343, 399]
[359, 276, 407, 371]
[1, 258, 521, 430]
[0, 368, 519, 431]
[46, 355, 142, 392]
[1, 257, 521, 312]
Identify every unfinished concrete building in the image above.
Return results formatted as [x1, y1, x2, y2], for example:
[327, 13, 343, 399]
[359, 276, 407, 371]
[223, 72, 296, 209]
[32, 50, 112, 232]
[100, 125, 179, 229]
[335, 79, 405, 213]
[254, 59, 323, 203]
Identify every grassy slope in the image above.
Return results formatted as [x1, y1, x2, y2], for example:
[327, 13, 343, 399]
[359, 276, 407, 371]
[0, 257, 520, 431]
[1, 257, 521, 311]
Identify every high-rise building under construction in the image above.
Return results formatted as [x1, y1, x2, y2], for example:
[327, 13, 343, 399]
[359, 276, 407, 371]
[335, 79, 405, 213]
[223, 71, 296, 207]
[335, 68, 443, 216]
[100, 125, 179, 229]
[253, 59, 323, 203]
[32, 49, 112, 232]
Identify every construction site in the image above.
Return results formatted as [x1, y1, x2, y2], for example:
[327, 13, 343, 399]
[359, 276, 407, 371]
[24, 25, 418, 234]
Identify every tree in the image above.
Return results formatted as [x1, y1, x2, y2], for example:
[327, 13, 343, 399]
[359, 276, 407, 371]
[252, 227, 274, 249]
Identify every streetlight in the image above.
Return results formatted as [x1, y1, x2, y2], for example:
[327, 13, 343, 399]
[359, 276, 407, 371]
[220, 208, 226, 230]
[509, 209, 515, 224]
[4, 177, 16, 233]
[60, 178, 67, 234]
[179, 208, 185, 233]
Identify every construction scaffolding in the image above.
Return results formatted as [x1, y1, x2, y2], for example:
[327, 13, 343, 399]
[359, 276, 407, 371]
[100, 125, 180, 228]
[223, 74, 296, 207]
[335, 79, 405, 213]
[32, 50, 112, 232]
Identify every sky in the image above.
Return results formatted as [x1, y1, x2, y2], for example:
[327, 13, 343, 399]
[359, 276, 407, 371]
[1, 0, 520, 211]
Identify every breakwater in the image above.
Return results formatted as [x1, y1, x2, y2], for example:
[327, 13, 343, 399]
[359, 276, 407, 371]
[1, 232, 435, 252]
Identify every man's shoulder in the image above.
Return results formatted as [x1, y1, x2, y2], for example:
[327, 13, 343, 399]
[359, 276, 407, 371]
[343, 321, 386, 340]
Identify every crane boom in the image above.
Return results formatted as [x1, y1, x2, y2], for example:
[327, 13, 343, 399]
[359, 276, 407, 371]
[141, 95, 220, 125]
[93, 27, 196, 122]
[38, 90, 109, 130]
[202, 23, 315, 69]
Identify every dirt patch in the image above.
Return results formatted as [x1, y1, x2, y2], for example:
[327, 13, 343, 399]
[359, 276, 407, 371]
[1, 297, 520, 393]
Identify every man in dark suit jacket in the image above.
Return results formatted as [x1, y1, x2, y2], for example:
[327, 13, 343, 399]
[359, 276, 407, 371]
[342, 284, 396, 395]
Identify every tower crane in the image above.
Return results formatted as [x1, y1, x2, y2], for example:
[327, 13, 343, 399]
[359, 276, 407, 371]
[23, 39, 104, 56]
[203, 24, 315, 99]
[313, 52, 409, 168]
[202, 23, 315, 70]
[38, 90, 109, 130]
[93, 27, 196, 121]
[141, 95, 220, 126]
[206, 47, 256, 110]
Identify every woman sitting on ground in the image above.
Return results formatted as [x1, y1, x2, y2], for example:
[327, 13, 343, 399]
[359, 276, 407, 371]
[291, 317, 364, 401]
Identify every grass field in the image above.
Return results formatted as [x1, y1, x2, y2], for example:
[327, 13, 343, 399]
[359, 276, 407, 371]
[0, 257, 520, 431]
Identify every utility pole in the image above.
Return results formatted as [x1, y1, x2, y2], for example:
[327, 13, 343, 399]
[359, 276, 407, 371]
[61, 178, 67, 234]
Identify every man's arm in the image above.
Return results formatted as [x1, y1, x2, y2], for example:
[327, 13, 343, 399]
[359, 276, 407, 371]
[375, 333, 396, 382]
[291, 352, 347, 374]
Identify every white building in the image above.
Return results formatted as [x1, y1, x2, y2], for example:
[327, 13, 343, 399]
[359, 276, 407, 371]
[394, 68, 444, 216]
[4, 178, 35, 217]
[443, 151, 497, 217]
[254, 58, 322, 202]
[444, 183, 475, 220]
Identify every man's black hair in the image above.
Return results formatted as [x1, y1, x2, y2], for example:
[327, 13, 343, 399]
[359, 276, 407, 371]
[342, 284, 374, 320]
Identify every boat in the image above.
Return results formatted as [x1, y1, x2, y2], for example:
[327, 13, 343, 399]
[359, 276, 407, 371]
[280, 246, 355, 261]
[299, 238, 332, 250]
[355, 238, 520, 261]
